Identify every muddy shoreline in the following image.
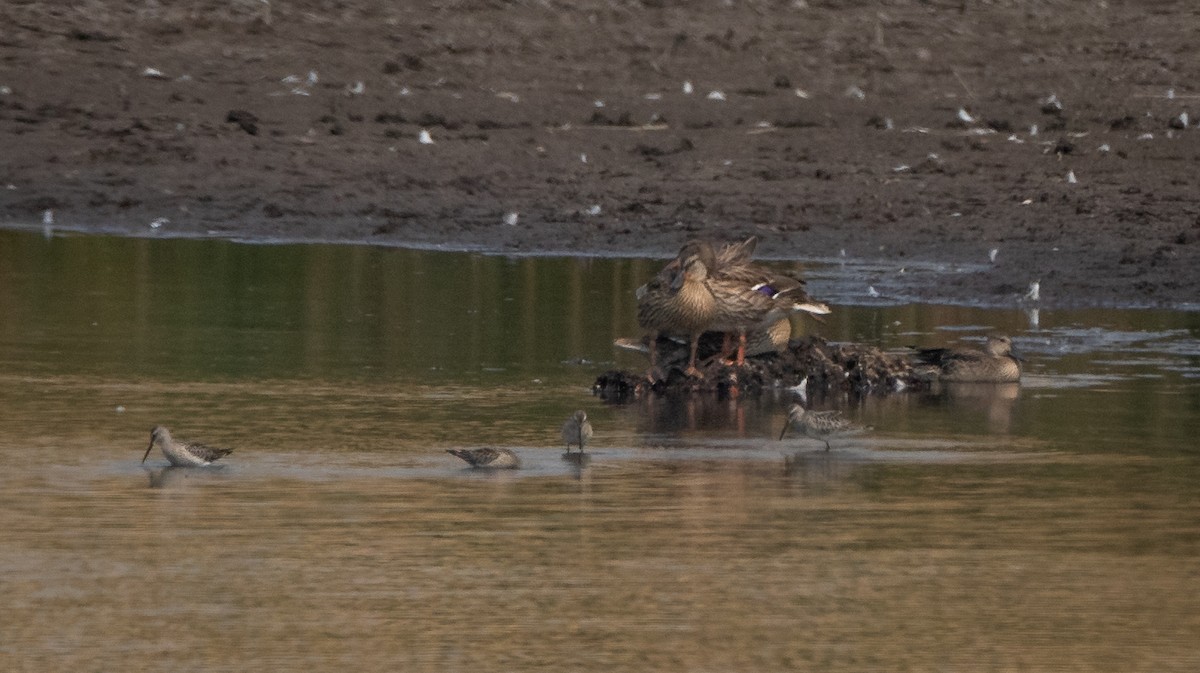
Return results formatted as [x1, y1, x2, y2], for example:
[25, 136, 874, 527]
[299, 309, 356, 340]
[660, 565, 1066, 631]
[3, 2, 1198, 310]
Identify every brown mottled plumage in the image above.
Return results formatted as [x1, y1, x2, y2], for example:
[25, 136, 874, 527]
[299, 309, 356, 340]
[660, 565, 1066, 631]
[447, 447, 520, 469]
[636, 254, 717, 378]
[914, 335, 1022, 383]
[779, 403, 867, 451]
[142, 425, 234, 467]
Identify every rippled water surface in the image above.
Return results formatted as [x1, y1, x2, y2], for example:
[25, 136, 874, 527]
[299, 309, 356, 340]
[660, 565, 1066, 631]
[2, 230, 1199, 671]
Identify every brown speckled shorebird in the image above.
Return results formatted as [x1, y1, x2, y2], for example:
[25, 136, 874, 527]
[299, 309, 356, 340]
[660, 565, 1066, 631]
[914, 335, 1023, 383]
[778, 403, 868, 451]
[142, 425, 234, 467]
[636, 253, 718, 378]
[561, 410, 593, 453]
[447, 447, 520, 469]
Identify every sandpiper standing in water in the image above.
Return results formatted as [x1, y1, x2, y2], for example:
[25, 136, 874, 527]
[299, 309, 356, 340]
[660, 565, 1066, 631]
[142, 425, 234, 467]
[562, 410, 593, 453]
[446, 447, 520, 469]
[778, 403, 868, 451]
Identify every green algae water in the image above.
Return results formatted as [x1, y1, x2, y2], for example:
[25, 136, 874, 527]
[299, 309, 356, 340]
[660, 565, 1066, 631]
[2, 229, 1198, 672]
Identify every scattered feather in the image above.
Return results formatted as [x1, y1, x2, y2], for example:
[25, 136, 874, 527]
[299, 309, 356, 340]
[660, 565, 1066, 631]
[1066, 170, 1077, 184]
[1167, 88, 1176, 100]
[989, 248, 999, 263]
[845, 85, 866, 100]
[503, 212, 519, 226]
[1024, 280, 1041, 302]
[418, 129, 434, 144]
[307, 70, 319, 85]
[0, 85, 12, 95]
[593, 100, 605, 108]
[1021, 198, 1032, 205]
[957, 107, 975, 123]
[707, 90, 726, 101]
[794, 88, 810, 99]
[893, 164, 911, 172]
[42, 210, 53, 226]
[1137, 132, 1154, 140]
[281, 74, 301, 83]
[580, 153, 588, 163]
[1098, 143, 1111, 152]
[150, 217, 169, 229]
[496, 91, 520, 103]
[867, 286, 880, 298]
[584, 204, 602, 216]
[644, 92, 662, 100]
[1007, 134, 1024, 143]
[682, 81, 694, 95]
[1041, 93, 1063, 113]
[1029, 124, 1039, 136]
[347, 81, 365, 95]
[142, 67, 167, 79]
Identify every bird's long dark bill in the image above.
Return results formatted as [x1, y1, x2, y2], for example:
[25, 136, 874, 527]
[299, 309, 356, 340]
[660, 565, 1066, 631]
[141, 440, 154, 464]
[778, 425, 789, 441]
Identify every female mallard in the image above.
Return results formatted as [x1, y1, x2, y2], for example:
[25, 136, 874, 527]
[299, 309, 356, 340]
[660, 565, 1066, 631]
[636, 253, 718, 378]
[705, 272, 830, 366]
[637, 237, 829, 367]
[913, 335, 1023, 383]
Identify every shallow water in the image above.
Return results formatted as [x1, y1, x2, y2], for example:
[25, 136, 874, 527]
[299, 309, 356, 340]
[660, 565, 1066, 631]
[2, 230, 1199, 671]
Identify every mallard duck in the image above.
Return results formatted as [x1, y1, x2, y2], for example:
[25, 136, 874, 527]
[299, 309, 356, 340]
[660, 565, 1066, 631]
[706, 274, 830, 365]
[561, 410, 593, 453]
[778, 403, 868, 450]
[142, 426, 234, 467]
[446, 447, 520, 469]
[636, 253, 717, 378]
[637, 237, 829, 367]
[913, 335, 1022, 383]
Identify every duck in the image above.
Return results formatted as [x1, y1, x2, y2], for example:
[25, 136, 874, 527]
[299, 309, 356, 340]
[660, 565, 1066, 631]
[142, 425, 234, 467]
[636, 253, 718, 378]
[636, 237, 830, 369]
[705, 274, 829, 365]
[913, 335, 1022, 383]
[778, 403, 868, 451]
[446, 447, 520, 469]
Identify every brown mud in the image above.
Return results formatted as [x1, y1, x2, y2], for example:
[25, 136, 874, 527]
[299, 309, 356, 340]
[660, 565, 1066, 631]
[594, 335, 918, 401]
[2, 2, 1199, 309]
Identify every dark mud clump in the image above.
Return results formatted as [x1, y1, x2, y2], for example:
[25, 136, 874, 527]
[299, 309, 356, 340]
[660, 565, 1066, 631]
[593, 336, 919, 401]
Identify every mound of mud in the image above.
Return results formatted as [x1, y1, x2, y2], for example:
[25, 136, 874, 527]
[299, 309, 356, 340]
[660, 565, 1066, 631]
[594, 336, 919, 400]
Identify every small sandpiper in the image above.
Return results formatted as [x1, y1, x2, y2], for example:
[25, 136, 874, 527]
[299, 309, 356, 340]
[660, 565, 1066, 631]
[779, 403, 868, 451]
[913, 335, 1023, 383]
[142, 425, 234, 467]
[561, 410, 593, 453]
[447, 447, 520, 469]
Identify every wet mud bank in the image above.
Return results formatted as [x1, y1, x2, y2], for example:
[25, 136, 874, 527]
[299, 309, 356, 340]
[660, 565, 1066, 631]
[3, 2, 1200, 309]
[594, 336, 918, 400]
